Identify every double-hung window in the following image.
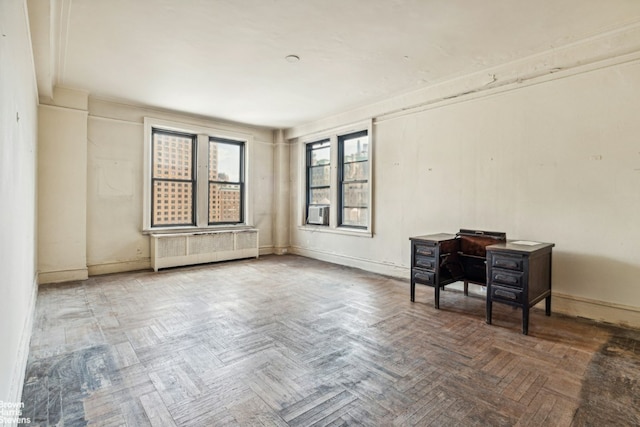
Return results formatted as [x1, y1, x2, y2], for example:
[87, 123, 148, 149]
[143, 118, 249, 231]
[151, 130, 197, 227]
[306, 140, 331, 223]
[208, 138, 244, 224]
[338, 130, 369, 228]
[302, 121, 372, 234]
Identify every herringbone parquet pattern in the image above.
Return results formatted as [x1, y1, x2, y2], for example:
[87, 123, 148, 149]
[21, 255, 640, 426]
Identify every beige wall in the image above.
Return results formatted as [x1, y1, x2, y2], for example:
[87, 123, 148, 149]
[288, 58, 640, 327]
[0, 0, 39, 405]
[36, 94, 275, 278]
[86, 109, 147, 274]
[84, 98, 276, 275]
[38, 88, 89, 283]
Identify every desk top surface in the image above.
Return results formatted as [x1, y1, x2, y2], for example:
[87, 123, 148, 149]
[410, 233, 554, 253]
[410, 233, 457, 242]
[487, 241, 555, 254]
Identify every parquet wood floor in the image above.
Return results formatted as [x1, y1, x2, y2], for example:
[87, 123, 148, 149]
[21, 255, 640, 426]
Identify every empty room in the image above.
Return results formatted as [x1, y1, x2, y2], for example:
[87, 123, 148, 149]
[2, 0, 640, 425]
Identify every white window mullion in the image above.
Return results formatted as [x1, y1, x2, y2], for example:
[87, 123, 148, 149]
[329, 135, 339, 228]
[297, 119, 373, 236]
[196, 133, 209, 228]
[143, 117, 252, 232]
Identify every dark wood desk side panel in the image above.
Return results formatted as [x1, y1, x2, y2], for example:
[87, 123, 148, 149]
[410, 235, 460, 308]
[528, 250, 553, 304]
[486, 243, 554, 334]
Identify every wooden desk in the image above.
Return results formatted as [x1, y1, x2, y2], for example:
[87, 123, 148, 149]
[410, 230, 506, 308]
[486, 241, 554, 335]
[409, 233, 460, 309]
[410, 231, 554, 335]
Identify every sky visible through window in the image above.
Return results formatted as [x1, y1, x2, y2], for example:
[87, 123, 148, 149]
[215, 143, 240, 181]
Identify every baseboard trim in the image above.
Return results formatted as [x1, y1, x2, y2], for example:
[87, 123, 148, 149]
[8, 273, 38, 411]
[77, 250, 640, 329]
[291, 247, 640, 329]
[552, 292, 640, 329]
[86, 249, 276, 276]
[290, 246, 409, 278]
[38, 267, 88, 284]
[87, 259, 151, 276]
[259, 245, 274, 256]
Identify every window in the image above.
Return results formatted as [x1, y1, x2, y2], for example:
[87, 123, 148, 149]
[339, 130, 369, 228]
[306, 139, 331, 224]
[300, 121, 372, 235]
[151, 130, 196, 227]
[143, 118, 250, 231]
[208, 138, 244, 224]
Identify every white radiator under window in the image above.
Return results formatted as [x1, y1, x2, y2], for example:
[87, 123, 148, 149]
[150, 229, 259, 271]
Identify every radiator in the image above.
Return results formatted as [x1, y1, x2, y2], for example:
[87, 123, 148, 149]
[150, 229, 259, 271]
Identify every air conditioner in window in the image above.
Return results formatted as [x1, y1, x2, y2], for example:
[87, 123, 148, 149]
[307, 206, 329, 225]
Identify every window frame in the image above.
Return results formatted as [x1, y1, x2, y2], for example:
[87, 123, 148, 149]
[150, 128, 197, 228]
[298, 119, 373, 237]
[305, 139, 331, 226]
[208, 137, 245, 225]
[143, 117, 253, 233]
[338, 130, 369, 229]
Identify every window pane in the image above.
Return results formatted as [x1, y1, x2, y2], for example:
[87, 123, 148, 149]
[153, 133, 193, 179]
[342, 182, 368, 208]
[152, 181, 193, 225]
[342, 135, 368, 162]
[343, 161, 369, 181]
[309, 188, 331, 205]
[339, 131, 369, 228]
[209, 183, 242, 223]
[342, 208, 368, 227]
[209, 141, 241, 182]
[309, 165, 330, 187]
[310, 146, 330, 166]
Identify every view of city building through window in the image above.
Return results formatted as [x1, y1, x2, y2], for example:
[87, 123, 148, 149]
[306, 140, 331, 220]
[150, 128, 245, 228]
[304, 129, 370, 229]
[151, 130, 195, 226]
[208, 139, 243, 223]
[339, 131, 369, 228]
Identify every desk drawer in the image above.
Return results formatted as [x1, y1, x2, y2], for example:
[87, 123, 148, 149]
[491, 254, 524, 271]
[412, 269, 435, 286]
[414, 244, 436, 257]
[415, 255, 436, 270]
[491, 285, 523, 304]
[490, 269, 523, 288]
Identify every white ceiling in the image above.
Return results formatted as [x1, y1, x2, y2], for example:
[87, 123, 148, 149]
[28, 0, 640, 128]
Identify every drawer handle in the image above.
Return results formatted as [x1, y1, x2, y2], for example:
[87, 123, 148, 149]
[417, 249, 434, 256]
[496, 260, 518, 269]
[495, 274, 518, 284]
[495, 289, 517, 300]
[415, 273, 433, 282]
[417, 261, 434, 268]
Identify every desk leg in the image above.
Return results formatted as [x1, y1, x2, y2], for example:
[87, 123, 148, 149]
[545, 295, 551, 316]
[463, 281, 469, 296]
[410, 280, 415, 302]
[522, 306, 529, 335]
[434, 285, 440, 309]
[486, 298, 492, 325]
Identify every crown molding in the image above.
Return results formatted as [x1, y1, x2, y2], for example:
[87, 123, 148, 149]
[286, 20, 640, 139]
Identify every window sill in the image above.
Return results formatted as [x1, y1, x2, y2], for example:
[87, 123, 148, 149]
[142, 225, 255, 235]
[297, 224, 373, 238]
